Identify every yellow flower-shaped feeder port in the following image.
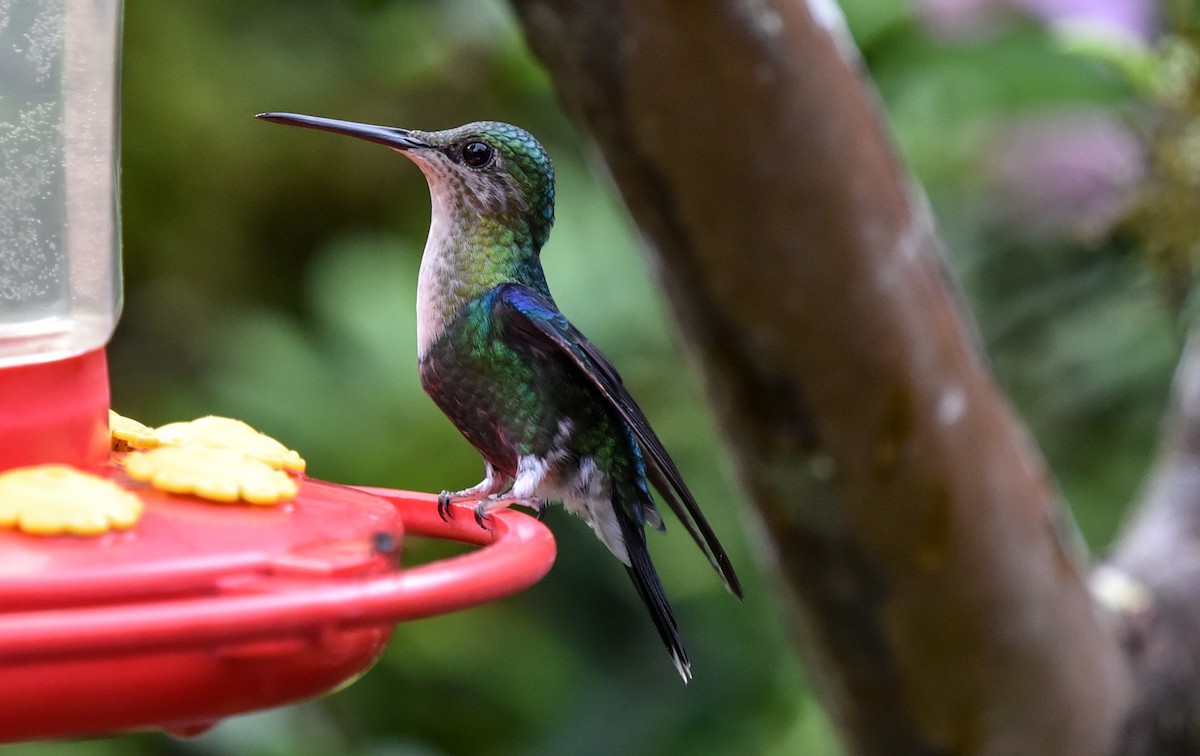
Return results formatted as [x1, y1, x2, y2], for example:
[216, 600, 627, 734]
[111, 411, 306, 506]
[109, 410, 157, 452]
[124, 446, 299, 505]
[150, 416, 306, 473]
[0, 465, 143, 536]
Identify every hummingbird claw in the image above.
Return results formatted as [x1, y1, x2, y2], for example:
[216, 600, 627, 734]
[473, 503, 494, 529]
[437, 491, 454, 522]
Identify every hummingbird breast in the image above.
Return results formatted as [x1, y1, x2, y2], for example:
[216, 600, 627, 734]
[418, 292, 638, 562]
[418, 299, 591, 471]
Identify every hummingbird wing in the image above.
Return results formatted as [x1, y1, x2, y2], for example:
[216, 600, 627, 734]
[492, 283, 743, 599]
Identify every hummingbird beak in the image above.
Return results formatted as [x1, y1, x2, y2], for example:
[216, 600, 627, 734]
[256, 112, 429, 151]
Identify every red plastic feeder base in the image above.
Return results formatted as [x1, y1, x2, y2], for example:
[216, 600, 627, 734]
[0, 482, 555, 742]
[0, 349, 110, 472]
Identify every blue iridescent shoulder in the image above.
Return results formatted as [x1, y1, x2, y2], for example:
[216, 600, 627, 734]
[490, 283, 567, 328]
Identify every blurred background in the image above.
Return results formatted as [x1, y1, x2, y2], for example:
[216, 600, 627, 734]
[4, 0, 1182, 753]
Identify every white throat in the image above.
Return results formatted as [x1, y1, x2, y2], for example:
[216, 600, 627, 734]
[415, 202, 454, 359]
[416, 161, 482, 359]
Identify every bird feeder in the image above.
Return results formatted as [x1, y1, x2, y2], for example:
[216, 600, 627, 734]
[0, 0, 556, 742]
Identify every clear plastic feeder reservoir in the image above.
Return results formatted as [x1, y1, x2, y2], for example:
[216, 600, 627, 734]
[0, 0, 122, 363]
[0, 0, 123, 470]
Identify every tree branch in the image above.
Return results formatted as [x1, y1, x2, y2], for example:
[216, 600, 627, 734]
[509, 0, 1133, 752]
[1106, 334, 1200, 753]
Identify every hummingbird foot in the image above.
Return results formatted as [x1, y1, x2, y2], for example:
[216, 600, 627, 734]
[473, 503, 494, 529]
[436, 464, 513, 522]
[465, 495, 546, 529]
[437, 491, 455, 522]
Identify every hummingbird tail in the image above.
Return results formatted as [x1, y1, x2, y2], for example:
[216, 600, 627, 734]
[616, 488, 692, 682]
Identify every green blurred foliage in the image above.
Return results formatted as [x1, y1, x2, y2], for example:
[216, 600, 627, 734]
[17, 0, 1176, 754]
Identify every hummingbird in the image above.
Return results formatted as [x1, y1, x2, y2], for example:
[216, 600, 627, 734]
[257, 112, 742, 680]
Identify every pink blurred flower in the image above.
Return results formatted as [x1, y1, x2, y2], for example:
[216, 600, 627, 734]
[984, 111, 1144, 240]
[916, 0, 1158, 42]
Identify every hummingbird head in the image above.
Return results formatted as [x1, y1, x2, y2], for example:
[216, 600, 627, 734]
[257, 113, 556, 252]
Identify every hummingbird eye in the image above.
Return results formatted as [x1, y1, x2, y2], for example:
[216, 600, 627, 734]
[461, 141, 494, 168]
